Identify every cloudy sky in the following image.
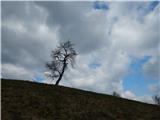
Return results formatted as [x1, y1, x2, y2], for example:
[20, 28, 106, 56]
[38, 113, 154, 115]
[1, 1, 160, 104]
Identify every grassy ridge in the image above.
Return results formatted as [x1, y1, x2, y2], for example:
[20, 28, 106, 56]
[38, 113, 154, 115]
[1, 79, 160, 120]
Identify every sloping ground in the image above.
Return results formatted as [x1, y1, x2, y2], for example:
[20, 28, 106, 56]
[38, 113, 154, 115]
[1, 79, 160, 120]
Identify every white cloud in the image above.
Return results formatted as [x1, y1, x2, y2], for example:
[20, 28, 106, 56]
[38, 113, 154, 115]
[122, 90, 136, 100]
[149, 84, 160, 94]
[122, 91, 155, 104]
[136, 95, 155, 104]
[1, 63, 34, 80]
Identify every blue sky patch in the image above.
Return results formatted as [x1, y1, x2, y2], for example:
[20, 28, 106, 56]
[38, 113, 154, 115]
[137, 1, 159, 18]
[94, 1, 109, 10]
[123, 56, 157, 96]
[33, 74, 45, 82]
[129, 56, 151, 70]
[89, 62, 101, 69]
[149, 1, 159, 11]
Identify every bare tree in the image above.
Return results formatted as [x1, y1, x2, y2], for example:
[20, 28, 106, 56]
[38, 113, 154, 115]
[46, 41, 77, 86]
[153, 95, 160, 106]
[112, 91, 121, 97]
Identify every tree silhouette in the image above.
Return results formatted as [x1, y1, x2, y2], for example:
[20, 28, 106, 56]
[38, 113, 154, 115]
[112, 91, 121, 97]
[153, 95, 160, 106]
[46, 41, 77, 86]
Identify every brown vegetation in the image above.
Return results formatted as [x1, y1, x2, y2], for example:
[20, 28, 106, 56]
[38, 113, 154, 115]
[1, 79, 160, 120]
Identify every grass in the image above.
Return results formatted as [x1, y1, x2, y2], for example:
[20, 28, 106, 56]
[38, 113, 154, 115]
[1, 78, 160, 120]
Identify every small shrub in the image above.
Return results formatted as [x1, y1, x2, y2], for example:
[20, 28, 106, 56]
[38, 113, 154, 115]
[112, 91, 121, 97]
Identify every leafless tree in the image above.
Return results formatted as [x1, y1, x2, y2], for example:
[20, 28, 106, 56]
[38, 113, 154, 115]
[46, 41, 77, 86]
[153, 95, 160, 106]
[112, 91, 121, 97]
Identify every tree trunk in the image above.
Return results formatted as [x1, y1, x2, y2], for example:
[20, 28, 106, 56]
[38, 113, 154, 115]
[55, 61, 67, 86]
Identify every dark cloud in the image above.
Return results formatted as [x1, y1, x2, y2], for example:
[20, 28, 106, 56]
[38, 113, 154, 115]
[2, 1, 58, 70]
[143, 57, 160, 80]
[36, 1, 110, 54]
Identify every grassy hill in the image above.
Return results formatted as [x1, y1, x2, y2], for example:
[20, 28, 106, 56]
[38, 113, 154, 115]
[1, 79, 160, 120]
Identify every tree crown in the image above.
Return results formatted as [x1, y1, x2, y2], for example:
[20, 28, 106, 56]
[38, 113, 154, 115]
[46, 40, 77, 83]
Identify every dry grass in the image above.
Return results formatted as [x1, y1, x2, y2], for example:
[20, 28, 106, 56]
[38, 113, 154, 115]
[1, 79, 160, 120]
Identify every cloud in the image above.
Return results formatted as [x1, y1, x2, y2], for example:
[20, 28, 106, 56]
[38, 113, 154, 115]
[143, 56, 160, 80]
[2, 1, 60, 73]
[137, 95, 154, 104]
[36, 1, 111, 54]
[149, 84, 160, 94]
[1, 1, 159, 104]
[122, 91, 155, 104]
[122, 90, 136, 100]
[1, 63, 34, 80]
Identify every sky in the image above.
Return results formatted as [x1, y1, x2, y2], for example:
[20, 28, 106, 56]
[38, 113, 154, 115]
[1, 1, 160, 104]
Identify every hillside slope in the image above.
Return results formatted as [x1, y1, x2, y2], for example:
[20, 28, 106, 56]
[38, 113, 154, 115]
[1, 79, 160, 120]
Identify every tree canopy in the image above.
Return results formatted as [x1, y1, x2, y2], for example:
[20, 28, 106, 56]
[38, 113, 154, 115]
[46, 41, 77, 85]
